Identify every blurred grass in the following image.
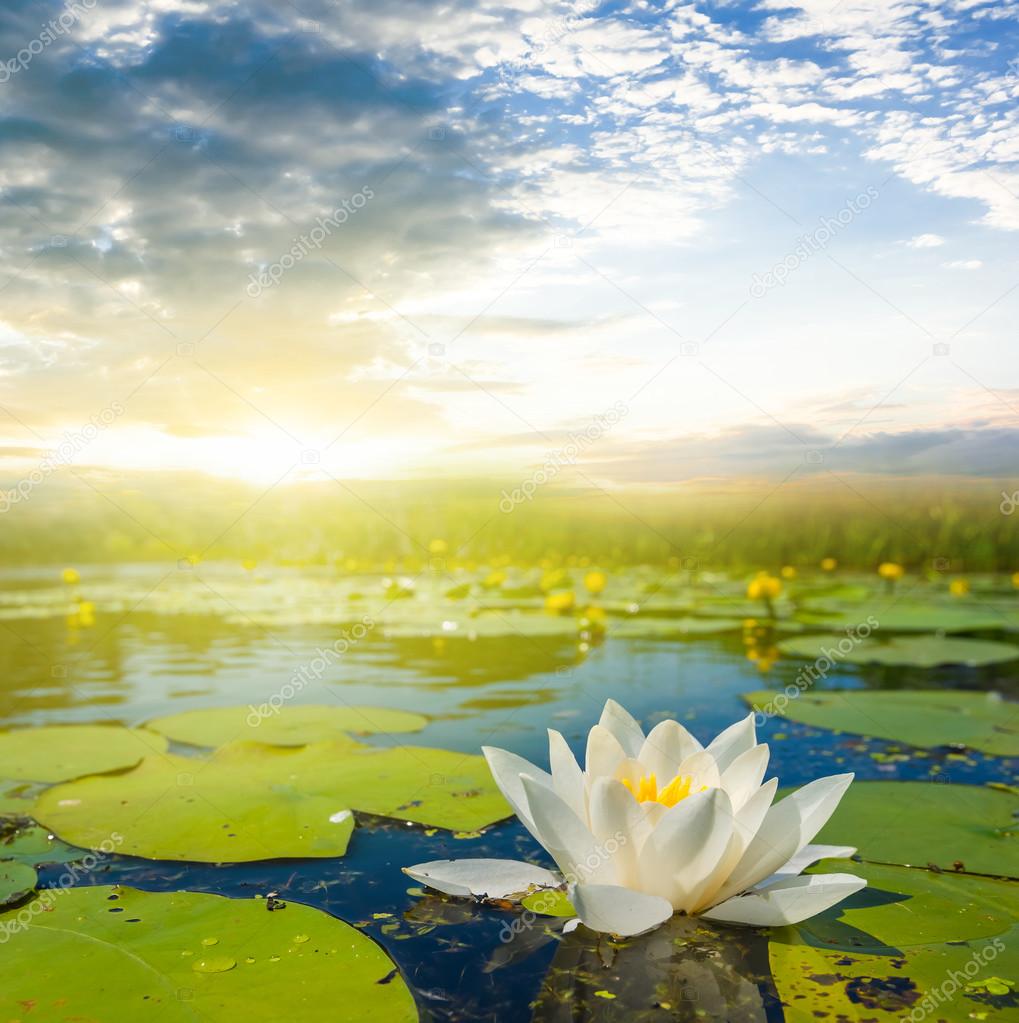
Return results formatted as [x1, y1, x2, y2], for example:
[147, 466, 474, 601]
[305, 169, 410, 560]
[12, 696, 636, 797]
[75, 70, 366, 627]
[1, 471, 1015, 571]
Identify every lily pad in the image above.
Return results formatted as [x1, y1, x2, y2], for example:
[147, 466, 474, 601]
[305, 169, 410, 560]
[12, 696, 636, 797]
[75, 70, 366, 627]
[817, 781, 1018, 877]
[744, 689, 1019, 755]
[0, 725, 168, 783]
[0, 822, 92, 867]
[797, 859, 1019, 948]
[146, 705, 428, 748]
[34, 740, 509, 861]
[799, 602, 1007, 633]
[520, 888, 576, 917]
[0, 862, 36, 907]
[607, 616, 745, 638]
[0, 885, 417, 1021]
[776, 634, 1019, 668]
[769, 931, 1019, 1023]
[34, 748, 356, 863]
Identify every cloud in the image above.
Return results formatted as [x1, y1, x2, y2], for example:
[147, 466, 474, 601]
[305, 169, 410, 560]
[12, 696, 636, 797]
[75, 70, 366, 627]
[906, 233, 947, 248]
[582, 424, 1019, 484]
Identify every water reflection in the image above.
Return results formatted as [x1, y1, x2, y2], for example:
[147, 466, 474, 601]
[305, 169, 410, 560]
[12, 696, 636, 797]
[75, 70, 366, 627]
[530, 915, 774, 1022]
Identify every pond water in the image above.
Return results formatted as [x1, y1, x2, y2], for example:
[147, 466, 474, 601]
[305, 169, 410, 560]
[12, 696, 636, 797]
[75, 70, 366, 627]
[2, 564, 1018, 1021]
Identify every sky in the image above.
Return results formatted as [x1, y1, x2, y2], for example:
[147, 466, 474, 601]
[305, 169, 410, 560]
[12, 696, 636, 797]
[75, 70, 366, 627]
[0, 0, 1017, 488]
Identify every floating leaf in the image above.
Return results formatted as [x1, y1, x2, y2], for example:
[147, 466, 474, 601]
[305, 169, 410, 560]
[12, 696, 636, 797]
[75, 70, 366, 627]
[817, 782, 1018, 877]
[0, 822, 90, 867]
[147, 705, 428, 748]
[607, 616, 745, 638]
[744, 689, 1019, 755]
[769, 931, 1019, 1023]
[796, 859, 1019, 948]
[34, 748, 356, 863]
[0, 862, 36, 907]
[799, 602, 1007, 633]
[776, 634, 1019, 668]
[35, 740, 508, 861]
[520, 888, 575, 917]
[0, 885, 417, 1021]
[0, 726, 168, 783]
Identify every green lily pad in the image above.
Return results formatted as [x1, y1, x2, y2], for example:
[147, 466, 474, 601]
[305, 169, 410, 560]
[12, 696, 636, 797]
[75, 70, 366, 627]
[34, 747, 356, 863]
[35, 740, 508, 861]
[776, 634, 1019, 668]
[146, 705, 428, 748]
[520, 889, 575, 917]
[0, 861, 36, 907]
[608, 616, 745, 638]
[0, 823, 93, 867]
[744, 689, 1019, 755]
[817, 781, 1018, 877]
[0, 885, 417, 1022]
[798, 859, 1019, 948]
[0, 781, 33, 817]
[0, 725, 168, 783]
[799, 602, 1007, 633]
[378, 610, 581, 640]
[769, 931, 1019, 1023]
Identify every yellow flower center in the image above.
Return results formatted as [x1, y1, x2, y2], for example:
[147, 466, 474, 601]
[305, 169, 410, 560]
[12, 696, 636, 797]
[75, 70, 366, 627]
[620, 771, 705, 808]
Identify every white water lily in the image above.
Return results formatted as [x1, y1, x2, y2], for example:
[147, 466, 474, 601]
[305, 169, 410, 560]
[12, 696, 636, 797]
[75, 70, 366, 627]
[405, 700, 865, 936]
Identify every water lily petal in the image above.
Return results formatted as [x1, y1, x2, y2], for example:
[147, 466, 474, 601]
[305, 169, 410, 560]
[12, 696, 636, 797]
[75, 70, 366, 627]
[403, 859, 561, 900]
[588, 777, 645, 884]
[585, 724, 628, 780]
[638, 719, 702, 778]
[712, 773, 854, 903]
[571, 882, 673, 936]
[719, 743, 770, 810]
[548, 729, 587, 823]
[767, 844, 857, 881]
[598, 699, 646, 758]
[705, 713, 757, 772]
[691, 777, 778, 913]
[522, 775, 615, 885]
[482, 746, 552, 840]
[702, 872, 865, 927]
[675, 749, 721, 790]
[640, 787, 732, 908]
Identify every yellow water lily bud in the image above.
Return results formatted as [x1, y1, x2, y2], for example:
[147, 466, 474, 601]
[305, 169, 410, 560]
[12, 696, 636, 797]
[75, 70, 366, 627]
[584, 570, 607, 595]
[241, 559, 257, 572]
[877, 562, 903, 581]
[62, 568, 80, 585]
[428, 539, 448, 556]
[747, 574, 782, 601]
[1012, 572, 1019, 589]
[780, 566, 797, 580]
[545, 591, 575, 614]
[483, 569, 506, 589]
[820, 557, 837, 572]
[948, 578, 970, 597]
